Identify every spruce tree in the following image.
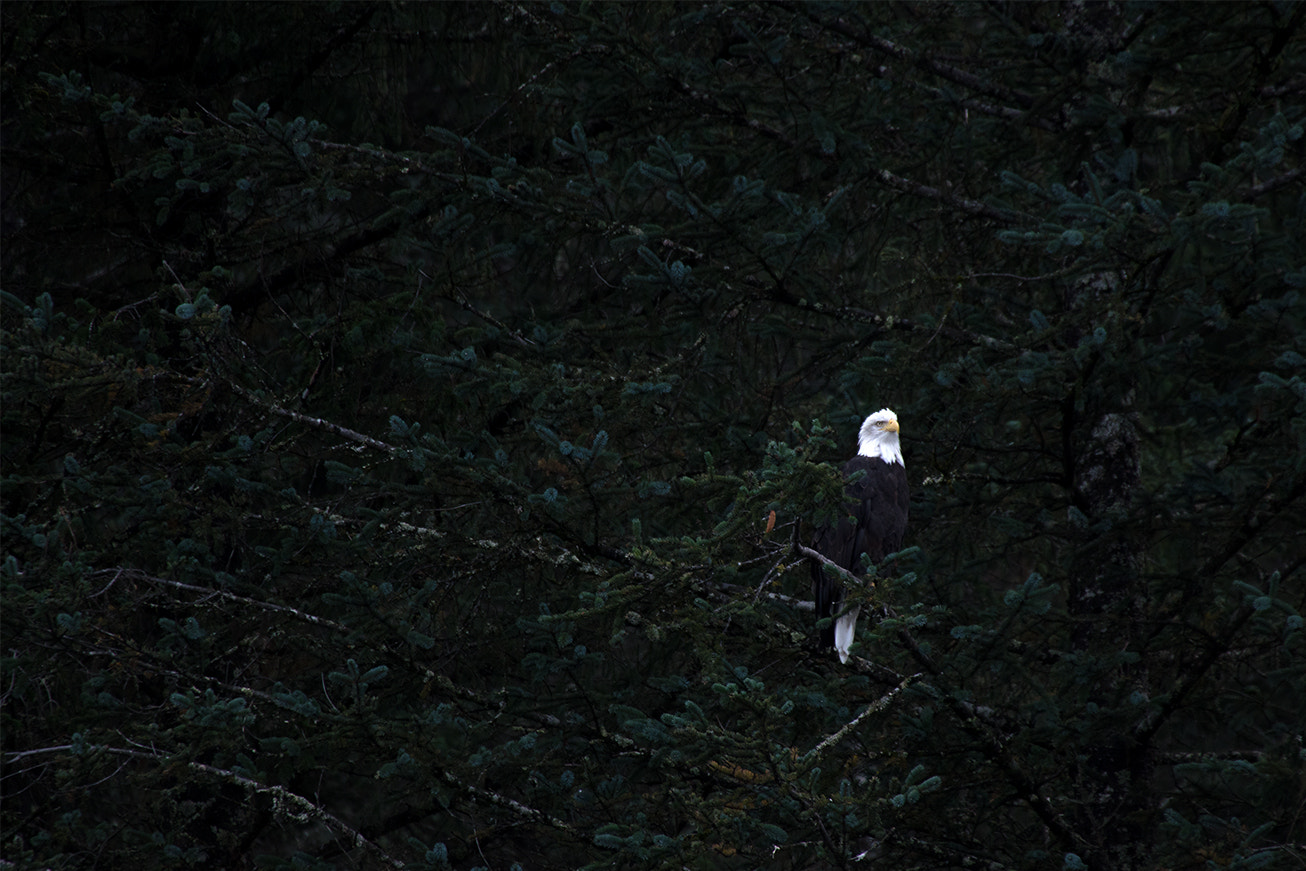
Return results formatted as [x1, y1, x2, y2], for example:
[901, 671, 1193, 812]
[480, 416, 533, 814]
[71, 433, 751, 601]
[3, 3, 1302, 869]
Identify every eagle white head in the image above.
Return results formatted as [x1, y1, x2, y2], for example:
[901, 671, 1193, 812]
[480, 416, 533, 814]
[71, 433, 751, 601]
[857, 408, 904, 466]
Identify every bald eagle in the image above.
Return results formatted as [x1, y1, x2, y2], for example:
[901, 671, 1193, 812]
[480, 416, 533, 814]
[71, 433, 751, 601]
[811, 408, 909, 664]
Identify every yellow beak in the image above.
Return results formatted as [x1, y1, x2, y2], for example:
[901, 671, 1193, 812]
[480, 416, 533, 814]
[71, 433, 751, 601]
[884, 420, 900, 433]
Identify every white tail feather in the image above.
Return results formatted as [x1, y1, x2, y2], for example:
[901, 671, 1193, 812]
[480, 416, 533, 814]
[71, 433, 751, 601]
[834, 606, 861, 664]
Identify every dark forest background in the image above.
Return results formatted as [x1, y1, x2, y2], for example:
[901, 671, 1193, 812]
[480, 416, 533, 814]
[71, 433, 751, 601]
[2, 3, 1304, 869]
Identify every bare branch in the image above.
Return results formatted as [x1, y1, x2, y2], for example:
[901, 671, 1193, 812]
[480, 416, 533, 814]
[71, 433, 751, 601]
[1248, 167, 1303, 199]
[875, 168, 1016, 224]
[417, 267, 538, 349]
[791, 4, 1035, 110]
[99, 568, 350, 633]
[440, 768, 581, 838]
[229, 382, 400, 454]
[3, 744, 405, 869]
[805, 673, 920, 763]
[797, 542, 866, 589]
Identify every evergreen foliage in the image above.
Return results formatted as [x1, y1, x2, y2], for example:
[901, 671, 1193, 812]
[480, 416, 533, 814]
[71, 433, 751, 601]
[3, 3, 1303, 869]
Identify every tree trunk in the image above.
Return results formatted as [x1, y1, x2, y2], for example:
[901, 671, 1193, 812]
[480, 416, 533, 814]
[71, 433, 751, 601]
[1069, 388, 1151, 870]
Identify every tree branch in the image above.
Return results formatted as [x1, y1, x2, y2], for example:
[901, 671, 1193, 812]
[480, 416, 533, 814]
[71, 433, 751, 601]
[95, 568, 351, 633]
[797, 536, 1085, 855]
[3, 744, 405, 869]
[796, 542, 866, 589]
[791, 4, 1035, 110]
[873, 167, 1017, 224]
[440, 768, 581, 838]
[805, 673, 919, 763]
[229, 382, 400, 454]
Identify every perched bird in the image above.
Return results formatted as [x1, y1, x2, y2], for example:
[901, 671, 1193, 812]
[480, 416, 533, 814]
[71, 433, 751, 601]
[811, 408, 909, 663]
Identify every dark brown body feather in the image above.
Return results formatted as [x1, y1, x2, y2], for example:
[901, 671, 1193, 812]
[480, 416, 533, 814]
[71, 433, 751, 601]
[811, 456, 909, 652]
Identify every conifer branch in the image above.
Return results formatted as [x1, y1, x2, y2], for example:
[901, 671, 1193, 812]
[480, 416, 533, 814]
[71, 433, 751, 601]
[1247, 167, 1303, 199]
[228, 382, 400, 454]
[796, 543, 864, 588]
[417, 267, 538, 349]
[805, 673, 919, 763]
[790, 3, 1036, 110]
[98, 568, 350, 633]
[873, 168, 1016, 223]
[665, 49, 1018, 224]
[800, 535, 1087, 854]
[891, 628, 1087, 855]
[1134, 602, 1256, 748]
[440, 769, 580, 838]
[3, 744, 405, 869]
